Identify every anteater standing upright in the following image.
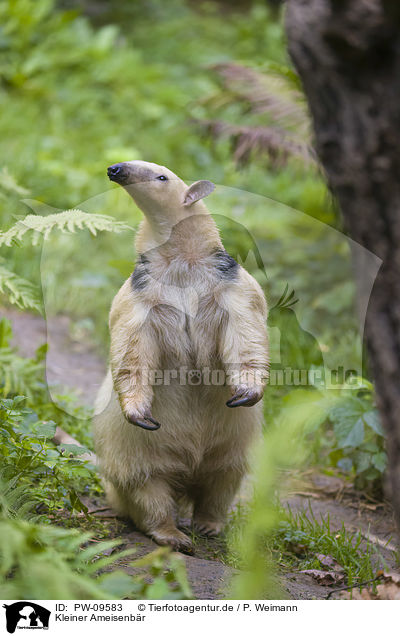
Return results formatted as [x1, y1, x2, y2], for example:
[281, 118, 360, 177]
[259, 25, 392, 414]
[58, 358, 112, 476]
[94, 160, 269, 553]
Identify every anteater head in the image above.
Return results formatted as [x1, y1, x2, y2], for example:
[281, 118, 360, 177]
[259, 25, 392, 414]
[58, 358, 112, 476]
[107, 160, 215, 226]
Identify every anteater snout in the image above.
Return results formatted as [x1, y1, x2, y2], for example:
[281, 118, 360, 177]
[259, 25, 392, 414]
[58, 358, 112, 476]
[107, 163, 128, 183]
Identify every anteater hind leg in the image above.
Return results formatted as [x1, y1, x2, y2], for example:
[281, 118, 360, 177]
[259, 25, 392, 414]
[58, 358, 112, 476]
[105, 478, 194, 554]
[192, 466, 245, 537]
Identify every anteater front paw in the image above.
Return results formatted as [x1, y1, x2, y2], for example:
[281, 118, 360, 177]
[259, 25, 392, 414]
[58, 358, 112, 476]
[226, 384, 263, 408]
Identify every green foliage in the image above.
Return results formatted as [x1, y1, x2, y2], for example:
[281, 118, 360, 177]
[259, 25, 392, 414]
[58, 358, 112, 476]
[0, 315, 99, 516]
[0, 264, 41, 312]
[229, 504, 381, 592]
[0, 517, 192, 600]
[327, 382, 386, 490]
[0, 394, 95, 518]
[264, 383, 387, 492]
[129, 548, 192, 600]
[0, 319, 45, 398]
[0, 319, 193, 600]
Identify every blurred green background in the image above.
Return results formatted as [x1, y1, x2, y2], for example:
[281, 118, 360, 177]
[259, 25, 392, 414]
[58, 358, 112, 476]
[0, 0, 354, 349]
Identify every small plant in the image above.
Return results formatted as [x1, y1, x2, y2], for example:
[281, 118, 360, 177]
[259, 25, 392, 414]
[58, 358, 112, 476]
[227, 502, 384, 595]
[327, 380, 386, 490]
[0, 314, 99, 511]
[274, 507, 381, 587]
[0, 393, 97, 518]
[265, 383, 387, 492]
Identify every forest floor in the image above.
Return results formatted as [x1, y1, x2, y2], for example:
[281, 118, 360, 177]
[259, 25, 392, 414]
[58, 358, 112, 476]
[5, 308, 400, 600]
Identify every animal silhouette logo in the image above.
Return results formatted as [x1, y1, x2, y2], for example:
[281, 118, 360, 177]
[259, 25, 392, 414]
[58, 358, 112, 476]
[3, 602, 50, 634]
[269, 284, 324, 372]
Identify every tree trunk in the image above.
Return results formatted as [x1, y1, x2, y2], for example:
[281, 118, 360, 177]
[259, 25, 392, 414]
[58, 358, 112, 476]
[285, 0, 400, 527]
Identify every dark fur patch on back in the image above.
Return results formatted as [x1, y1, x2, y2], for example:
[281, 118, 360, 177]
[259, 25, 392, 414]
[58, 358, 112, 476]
[214, 249, 239, 280]
[131, 254, 150, 291]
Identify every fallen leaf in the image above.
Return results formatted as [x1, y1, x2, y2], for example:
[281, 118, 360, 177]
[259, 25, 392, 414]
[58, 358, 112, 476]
[376, 583, 400, 599]
[381, 571, 400, 585]
[300, 569, 345, 585]
[315, 553, 344, 572]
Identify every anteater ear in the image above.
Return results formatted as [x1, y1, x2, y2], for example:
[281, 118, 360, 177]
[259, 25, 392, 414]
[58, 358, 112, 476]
[183, 180, 215, 206]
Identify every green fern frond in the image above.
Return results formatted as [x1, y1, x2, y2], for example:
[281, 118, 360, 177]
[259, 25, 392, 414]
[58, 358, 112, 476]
[197, 61, 314, 169]
[0, 346, 44, 398]
[0, 476, 38, 521]
[0, 208, 134, 247]
[0, 265, 41, 312]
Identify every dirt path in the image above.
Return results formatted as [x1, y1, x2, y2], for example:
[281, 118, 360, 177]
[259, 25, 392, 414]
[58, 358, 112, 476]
[3, 307, 399, 600]
[3, 307, 106, 406]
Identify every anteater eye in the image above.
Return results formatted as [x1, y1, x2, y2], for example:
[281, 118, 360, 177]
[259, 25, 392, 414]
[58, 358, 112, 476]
[157, 175, 168, 181]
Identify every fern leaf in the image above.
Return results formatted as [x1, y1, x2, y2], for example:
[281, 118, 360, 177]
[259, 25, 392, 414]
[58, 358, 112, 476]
[0, 476, 38, 521]
[0, 208, 134, 247]
[0, 265, 41, 312]
[196, 61, 314, 169]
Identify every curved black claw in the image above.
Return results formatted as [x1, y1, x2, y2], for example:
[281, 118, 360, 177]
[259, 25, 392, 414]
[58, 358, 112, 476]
[128, 415, 161, 431]
[226, 390, 261, 408]
[226, 396, 252, 408]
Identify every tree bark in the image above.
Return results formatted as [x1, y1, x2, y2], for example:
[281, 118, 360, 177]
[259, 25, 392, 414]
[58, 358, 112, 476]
[286, 0, 400, 527]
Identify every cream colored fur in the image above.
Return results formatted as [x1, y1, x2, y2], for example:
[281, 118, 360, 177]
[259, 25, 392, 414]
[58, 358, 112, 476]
[93, 161, 269, 552]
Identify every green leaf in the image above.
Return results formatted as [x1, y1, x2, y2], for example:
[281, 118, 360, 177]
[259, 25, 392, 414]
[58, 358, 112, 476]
[69, 490, 88, 514]
[330, 397, 366, 448]
[145, 577, 172, 599]
[353, 450, 371, 473]
[341, 418, 364, 449]
[98, 571, 139, 598]
[362, 440, 380, 453]
[363, 410, 384, 437]
[372, 451, 387, 473]
[58, 443, 88, 457]
[34, 343, 48, 363]
[34, 421, 57, 439]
